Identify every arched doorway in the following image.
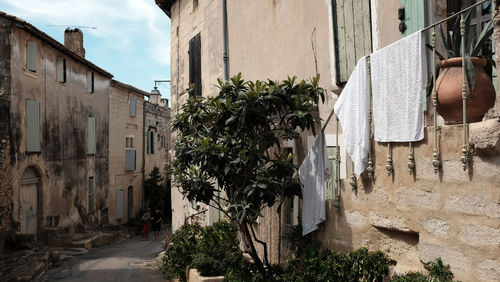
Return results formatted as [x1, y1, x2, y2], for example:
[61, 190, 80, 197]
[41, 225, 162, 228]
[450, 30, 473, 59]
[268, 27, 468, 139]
[20, 167, 40, 234]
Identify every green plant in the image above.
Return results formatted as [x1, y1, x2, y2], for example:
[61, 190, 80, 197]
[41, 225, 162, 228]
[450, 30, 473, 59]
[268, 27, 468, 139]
[426, 258, 454, 282]
[169, 73, 324, 276]
[145, 167, 169, 212]
[427, 12, 494, 97]
[391, 271, 429, 282]
[282, 220, 313, 256]
[162, 224, 203, 281]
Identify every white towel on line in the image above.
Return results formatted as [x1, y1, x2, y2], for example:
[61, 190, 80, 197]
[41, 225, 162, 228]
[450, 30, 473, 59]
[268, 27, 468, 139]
[298, 131, 328, 236]
[371, 30, 427, 142]
[334, 56, 370, 178]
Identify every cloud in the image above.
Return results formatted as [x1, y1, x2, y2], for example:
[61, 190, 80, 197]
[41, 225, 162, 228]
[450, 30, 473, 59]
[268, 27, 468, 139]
[1, 0, 170, 65]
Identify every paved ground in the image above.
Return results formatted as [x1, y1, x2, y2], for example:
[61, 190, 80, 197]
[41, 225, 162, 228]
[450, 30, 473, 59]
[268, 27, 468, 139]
[41, 234, 166, 282]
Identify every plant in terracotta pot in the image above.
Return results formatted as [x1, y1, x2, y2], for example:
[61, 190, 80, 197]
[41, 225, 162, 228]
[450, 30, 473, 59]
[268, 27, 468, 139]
[430, 13, 496, 124]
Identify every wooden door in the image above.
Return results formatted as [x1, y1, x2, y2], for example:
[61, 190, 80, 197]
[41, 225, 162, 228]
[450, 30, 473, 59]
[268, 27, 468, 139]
[20, 168, 39, 234]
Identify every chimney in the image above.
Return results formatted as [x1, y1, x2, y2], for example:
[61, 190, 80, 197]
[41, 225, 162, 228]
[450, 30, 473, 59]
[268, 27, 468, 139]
[64, 28, 85, 57]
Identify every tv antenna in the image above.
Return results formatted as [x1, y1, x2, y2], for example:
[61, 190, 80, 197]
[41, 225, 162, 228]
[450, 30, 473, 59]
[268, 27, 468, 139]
[47, 25, 97, 30]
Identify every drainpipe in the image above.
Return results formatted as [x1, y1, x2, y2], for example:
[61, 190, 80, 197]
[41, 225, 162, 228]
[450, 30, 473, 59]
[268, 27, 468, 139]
[141, 101, 146, 210]
[222, 0, 229, 81]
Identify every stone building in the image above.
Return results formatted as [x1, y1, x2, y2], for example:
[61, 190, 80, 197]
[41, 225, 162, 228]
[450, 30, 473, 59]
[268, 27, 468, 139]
[157, 0, 500, 280]
[0, 12, 112, 243]
[0, 11, 172, 249]
[108, 80, 148, 224]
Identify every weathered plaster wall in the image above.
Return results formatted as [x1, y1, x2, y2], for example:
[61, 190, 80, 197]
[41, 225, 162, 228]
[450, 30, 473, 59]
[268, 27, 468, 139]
[7, 25, 110, 235]
[0, 17, 14, 237]
[108, 86, 144, 224]
[144, 101, 170, 178]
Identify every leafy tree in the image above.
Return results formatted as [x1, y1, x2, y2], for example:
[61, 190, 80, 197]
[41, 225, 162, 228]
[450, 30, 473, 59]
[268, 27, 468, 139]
[145, 167, 169, 212]
[169, 73, 324, 276]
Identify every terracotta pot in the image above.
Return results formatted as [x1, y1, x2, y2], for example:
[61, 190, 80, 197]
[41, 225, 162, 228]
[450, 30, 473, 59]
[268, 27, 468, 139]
[436, 57, 496, 124]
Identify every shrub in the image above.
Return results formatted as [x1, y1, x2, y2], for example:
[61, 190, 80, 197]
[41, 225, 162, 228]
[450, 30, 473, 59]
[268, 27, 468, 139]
[162, 224, 203, 281]
[391, 271, 429, 282]
[391, 258, 455, 282]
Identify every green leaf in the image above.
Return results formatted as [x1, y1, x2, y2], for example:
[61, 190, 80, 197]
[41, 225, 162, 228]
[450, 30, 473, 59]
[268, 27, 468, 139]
[439, 25, 452, 59]
[472, 20, 493, 57]
[464, 55, 476, 98]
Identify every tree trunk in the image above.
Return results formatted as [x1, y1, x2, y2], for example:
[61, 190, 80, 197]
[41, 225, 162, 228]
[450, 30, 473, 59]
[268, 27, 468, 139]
[239, 222, 265, 275]
[492, 0, 500, 117]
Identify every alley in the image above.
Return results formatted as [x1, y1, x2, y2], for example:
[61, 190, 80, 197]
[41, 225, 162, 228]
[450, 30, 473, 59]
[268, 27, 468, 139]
[41, 235, 165, 282]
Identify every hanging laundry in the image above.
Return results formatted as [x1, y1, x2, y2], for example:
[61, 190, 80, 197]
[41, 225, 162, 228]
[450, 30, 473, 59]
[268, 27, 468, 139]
[371, 30, 427, 142]
[334, 56, 370, 177]
[298, 131, 327, 236]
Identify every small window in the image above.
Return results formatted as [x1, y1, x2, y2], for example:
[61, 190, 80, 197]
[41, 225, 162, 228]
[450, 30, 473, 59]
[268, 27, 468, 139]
[126, 137, 134, 149]
[87, 71, 94, 93]
[26, 41, 37, 72]
[189, 33, 202, 96]
[147, 130, 155, 154]
[193, 0, 198, 9]
[130, 96, 136, 117]
[88, 176, 95, 214]
[57, 57, 66, 83]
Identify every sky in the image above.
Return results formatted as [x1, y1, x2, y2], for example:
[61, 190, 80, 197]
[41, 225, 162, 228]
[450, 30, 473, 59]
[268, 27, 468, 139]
[0, 0, 172, 101]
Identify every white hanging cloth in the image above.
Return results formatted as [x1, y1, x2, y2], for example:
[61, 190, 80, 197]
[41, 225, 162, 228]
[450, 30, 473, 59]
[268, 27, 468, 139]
[371, 30, 427, 142]
[299, 131, 327, 236]
[334, 56, 370, 177]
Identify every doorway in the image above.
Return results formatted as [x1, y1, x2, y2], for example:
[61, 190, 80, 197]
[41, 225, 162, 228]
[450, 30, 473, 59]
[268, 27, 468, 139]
[127, 186, 134, 219]
[20, 167, 40, 234]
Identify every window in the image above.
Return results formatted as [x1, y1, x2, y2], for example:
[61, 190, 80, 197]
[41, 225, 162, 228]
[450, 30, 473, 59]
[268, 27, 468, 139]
[57, 57, 66, 83]
[26, 41, 37, 72]
[26, 100, 40, 152]
[332, 0, 372, 84]
[161, 136, 165, 148]
[130, 96, 137, 117]
[126, 137, 134, 148]
[87, 117, 96, 155]
[87, 71, 94, 93]
[189, 33, 202, 96]
[193, 0, 198, 9]
[125, 136, 136, 171]
[88, 176, 94, 214]
[147, 130, 155, 154]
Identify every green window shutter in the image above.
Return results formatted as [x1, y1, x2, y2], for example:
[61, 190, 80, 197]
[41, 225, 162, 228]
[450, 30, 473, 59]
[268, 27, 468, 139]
[400, 0, 427, 110]
[130, 96, 136, 117]
[147, 131, 151, 154]
[332, 0, 372, 84]
[26, 41, 37, 72]
[57, 57, 66, 83]
[26, 100, 40, 152]
[88, 117, 96, 154]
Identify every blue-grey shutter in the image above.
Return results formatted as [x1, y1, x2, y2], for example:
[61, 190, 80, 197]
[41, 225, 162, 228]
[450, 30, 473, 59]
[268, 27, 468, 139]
[332, 0, 372, 84]
[125, 149, 136, 171]
[88, 117, 96, 154]
[147, 131, 151, 154]
[26, 41, 37, 72]
[130, 96, 136, 117]
[26, 100, 41, 152]
[117, 189, 124, 219]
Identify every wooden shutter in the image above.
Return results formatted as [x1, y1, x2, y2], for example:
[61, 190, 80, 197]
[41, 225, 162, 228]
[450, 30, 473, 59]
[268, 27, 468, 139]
[332, 0, 372, 84]
[87, 71, 94, 93]
[117, 189, 124, 219]
[125, 149, 136, 171]
[57, 57, 66, 83]
[400, 0, 427, 110]
[26, 100, 40, 152]
[130, 96, 136, 117]
[88, 177, 94, 213]
[88, 117, 96, 154]
[26, 41, 37, 72]
[189, 33, 202, 96]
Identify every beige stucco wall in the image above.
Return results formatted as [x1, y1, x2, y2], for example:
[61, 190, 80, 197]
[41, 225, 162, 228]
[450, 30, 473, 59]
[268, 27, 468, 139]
[165, 1, 500, 280]
[108, 86, 144, 224]
[6, 24, 111, 236]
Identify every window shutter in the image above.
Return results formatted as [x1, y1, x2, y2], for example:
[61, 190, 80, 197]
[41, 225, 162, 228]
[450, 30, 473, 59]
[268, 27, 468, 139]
[26, 41, 37, 72]
[150, 131, 155, 154]
[125, 149, 136, 171]
[87, 71, 94, 93]
[400, 0, 427, 110]
[88, 177, 95, 213]
[332, 0, 372, 84]
[130, 96, 136, 117]
[26, 100, 41, 152]
[57, 57, 66, 83]
[117, 189, 124, 219]
[189, 33, 202, 96]
[87, 117, 96, 154]
[147, 131, 151, 154]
